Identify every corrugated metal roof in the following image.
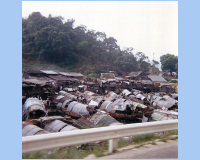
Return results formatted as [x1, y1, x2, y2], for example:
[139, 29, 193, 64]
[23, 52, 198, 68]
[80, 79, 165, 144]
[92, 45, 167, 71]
[66, 101, 89, 116]
[163, 95, 178, 105]
[22, 78, 48, 85]
[60, 125, 79, 132]
[100, 101, 112, 110]
[40, 70, 58, 74]
[90, 112, 121, 127]
[59, 72, 83, 77]
[83, 91, 95, 96]
[147, 75, 167, 83]
[136, 94, 146, 101]
[140, 80, 153, 85]
[73, 117, 96, 129]
[122, 89, 132, 96]
[100, 73, 115, 79]
[128, 71, 142, 77]
[156, 100, 174, 109]
[151, 112, 164, 121]
[106, 98, 126, 113]
[108, 91, 118, 98]
[23, 98, 45, 111]
[44, 120, 67, 132]
[58, 91, 76, 99]
[47, 75, 70, 81]
[22, 124, 44, 137]
[89, 100, 98, 106]
[23, 70, 43, 74]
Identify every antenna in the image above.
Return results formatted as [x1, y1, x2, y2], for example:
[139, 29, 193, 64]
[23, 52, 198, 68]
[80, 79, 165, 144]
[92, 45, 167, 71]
[153, 53, 155, 61]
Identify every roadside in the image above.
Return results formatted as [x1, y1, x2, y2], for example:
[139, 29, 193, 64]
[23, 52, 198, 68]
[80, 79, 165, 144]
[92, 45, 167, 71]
[96, 139, 178, 159]
[22, 131, 178, 159]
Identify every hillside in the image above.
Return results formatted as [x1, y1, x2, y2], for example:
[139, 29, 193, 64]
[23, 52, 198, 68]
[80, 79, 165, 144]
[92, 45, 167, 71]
[22, 12, 153, 77]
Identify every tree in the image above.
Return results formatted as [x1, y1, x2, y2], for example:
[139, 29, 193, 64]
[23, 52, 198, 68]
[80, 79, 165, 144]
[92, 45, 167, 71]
[115, 55, 139, 72]
[135, 52, 149, 63]
[152, 60, 159, 67]
[160, 53, 178, 74]
[141, 61, 150, 72]
[122, 47, 134, 55]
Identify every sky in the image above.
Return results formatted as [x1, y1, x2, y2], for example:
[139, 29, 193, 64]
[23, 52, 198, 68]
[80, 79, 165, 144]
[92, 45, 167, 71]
[22, 1, 178, 64]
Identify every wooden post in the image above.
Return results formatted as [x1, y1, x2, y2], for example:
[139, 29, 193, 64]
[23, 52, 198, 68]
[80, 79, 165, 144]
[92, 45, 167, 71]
[108, 138, 118, 154]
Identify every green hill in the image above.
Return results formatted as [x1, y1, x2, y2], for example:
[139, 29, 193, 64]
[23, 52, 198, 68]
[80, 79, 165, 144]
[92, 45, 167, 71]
[22, 12, 152, 77]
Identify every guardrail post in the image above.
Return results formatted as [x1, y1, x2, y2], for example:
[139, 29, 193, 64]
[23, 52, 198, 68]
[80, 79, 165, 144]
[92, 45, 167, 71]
[109, 138, 118, 153]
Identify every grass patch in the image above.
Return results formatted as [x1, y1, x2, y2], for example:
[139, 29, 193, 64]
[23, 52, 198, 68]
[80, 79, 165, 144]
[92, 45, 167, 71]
[132, 134, 155, 144]
[23, 142, 109, 159]
[169, 136, 178, 140]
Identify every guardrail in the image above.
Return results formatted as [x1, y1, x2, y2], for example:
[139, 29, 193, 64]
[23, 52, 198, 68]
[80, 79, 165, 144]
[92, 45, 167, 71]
[22, 119, 178, 154]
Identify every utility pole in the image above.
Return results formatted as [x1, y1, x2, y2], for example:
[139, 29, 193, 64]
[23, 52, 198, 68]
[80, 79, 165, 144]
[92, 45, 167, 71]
[152, 53, 155, 67]
[153, 53, 154, 61]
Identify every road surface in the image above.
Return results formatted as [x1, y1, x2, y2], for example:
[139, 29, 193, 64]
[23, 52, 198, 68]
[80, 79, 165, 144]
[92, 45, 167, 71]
[98, 140, 178, 159]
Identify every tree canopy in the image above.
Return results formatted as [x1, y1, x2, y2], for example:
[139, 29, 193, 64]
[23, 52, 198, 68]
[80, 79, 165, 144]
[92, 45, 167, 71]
[22, 12, 158, 75]
[160, 54, 178, 73]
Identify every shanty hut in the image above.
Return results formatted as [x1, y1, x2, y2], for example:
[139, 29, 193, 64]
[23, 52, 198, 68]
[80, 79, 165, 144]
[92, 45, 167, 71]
[22, 122, 49, 137]
[61, 101, 90, 118]
[44, 120, 78, 132]
[98, 73, 116, 90]
[151, 95, 177, 111]
[90, 111, 122, 127]
[126, 71, 143, 80]
[147, 75, 171, 92]
[40, 70, 73, 87]
[59, 72, 84, 80]
[22, 98, 46, 120]
[135, 80, 153, 92]
[22, 70, 46, 79]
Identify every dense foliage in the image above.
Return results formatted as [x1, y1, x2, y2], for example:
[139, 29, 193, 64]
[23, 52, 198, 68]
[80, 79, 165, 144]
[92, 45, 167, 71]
[22, 12, 159, 75]
[160, 54, 178, 74]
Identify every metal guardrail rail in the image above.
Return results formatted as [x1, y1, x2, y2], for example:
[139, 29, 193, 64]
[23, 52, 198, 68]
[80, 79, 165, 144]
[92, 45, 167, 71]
[22, 119, 178, 154]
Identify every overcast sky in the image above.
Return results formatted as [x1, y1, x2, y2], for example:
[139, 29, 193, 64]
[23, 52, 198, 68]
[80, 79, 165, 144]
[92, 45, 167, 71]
[22, 1, 178, 64]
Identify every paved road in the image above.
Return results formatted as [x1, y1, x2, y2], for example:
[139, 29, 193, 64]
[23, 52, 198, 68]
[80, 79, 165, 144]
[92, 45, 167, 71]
[98, 140, 178, 159]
